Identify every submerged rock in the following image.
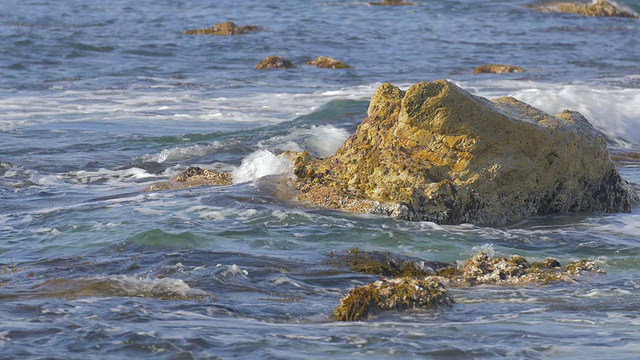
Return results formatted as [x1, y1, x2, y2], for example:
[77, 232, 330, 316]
[307, 56, 352, 69]
[473, 64, 526, 74]
[294, 80, 637, 226]
[185, 21, 261, 35]
[255, 55, 297, 69]
[333, 277, 452, 321]
[329, 249, 452, 277]
[143, 166, 232, 192]
[527, 0, 639, 18]
[369, 0, 416, 5]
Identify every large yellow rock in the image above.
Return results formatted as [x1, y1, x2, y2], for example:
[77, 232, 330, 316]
[527, 0, 639, 18]
[294, 80, 637, 225]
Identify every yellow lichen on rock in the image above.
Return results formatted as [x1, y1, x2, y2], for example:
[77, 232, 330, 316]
[185, 21, 261, 35]
[307, 56, 352, 69]
[294, 80, 637, 225]
[474, 64, 526, 74]
[527, 0, 639, 18]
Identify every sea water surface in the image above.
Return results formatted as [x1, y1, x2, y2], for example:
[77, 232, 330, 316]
[1, 0, 640, 358]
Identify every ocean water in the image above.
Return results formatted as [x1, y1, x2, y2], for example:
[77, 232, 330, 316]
[1, 0, 640, 358]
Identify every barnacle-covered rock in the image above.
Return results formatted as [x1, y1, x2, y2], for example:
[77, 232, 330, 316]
[436, 252, 604, 286]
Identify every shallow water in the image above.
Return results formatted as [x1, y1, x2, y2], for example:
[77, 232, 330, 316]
[1, 0, 640, 358]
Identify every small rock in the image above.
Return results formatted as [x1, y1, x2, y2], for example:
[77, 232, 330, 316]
[143, 166, 232, 192]
[185, 21, 262, 35]
[527, 0, 639, 18]
[333, 277, 453, 321]
[474, 64, 526, 74]
[307, 56, 352, 69]
[255, 55, 297, 70]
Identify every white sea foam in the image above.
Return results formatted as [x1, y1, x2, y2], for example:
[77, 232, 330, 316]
[231, 150, 294, 184]
[259, 125, 351, 157]
[69, 167, 156, 187]
[458, 78, 640, 145]
[142, 142, 222, 163]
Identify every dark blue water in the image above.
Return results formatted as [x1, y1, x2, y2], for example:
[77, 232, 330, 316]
[1, 0, 640, 358]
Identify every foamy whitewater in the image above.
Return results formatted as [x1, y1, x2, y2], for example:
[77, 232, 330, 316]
[1, 0, 640, 358]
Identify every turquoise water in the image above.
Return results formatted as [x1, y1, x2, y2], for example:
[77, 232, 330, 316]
[1, 0, 640, 358]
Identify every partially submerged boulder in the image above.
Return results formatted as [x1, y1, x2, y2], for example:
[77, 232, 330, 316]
[294, 80, 637, 225]
[333, 277, 453, 321]
[307, 56, 352, 69]
[369, 0, 416, 5]
[144, 166, 232, 192]
[474, 64, 526, 74]
[329, 249, 452, 277]
[185, 21, 261, 35]
[527, 0, 639, 18]
[255, 55, 296, 69]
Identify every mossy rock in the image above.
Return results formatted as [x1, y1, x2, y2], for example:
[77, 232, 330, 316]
[527, 0, 639, 18]
[307, 56, 352, 69]
[333, 277, 453, 321]
[185, 21, 262, 35]
[255, 55, 297, 70]
[329, 249, 452, 277]
[473, 64, 526, 74]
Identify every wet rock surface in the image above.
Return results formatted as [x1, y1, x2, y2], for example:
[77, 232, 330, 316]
[474, 64, 526, 74]
[294, 80, 637, 226]
[255, 55, 297, 69]
[333, 277, 453, 321]
[333, 250, 605, 321]
[143, 166, 232, 192]
[527, 0, 639, 18]
[306, 56, 352, 69]
[185, 21, 261, 35]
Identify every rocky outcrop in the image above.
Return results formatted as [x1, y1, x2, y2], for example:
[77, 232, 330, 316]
[332, 250, 604, 321]
[144, 166, 232, 192]
[294, 80, 637, 226]
[185, 21, 261, 35]
[369, 0, 415, 5]
[474, 64, 526, 74]
[255, 55, 296, 69]
[307, 56, 352, 69]
[527, 0, 639, 18]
